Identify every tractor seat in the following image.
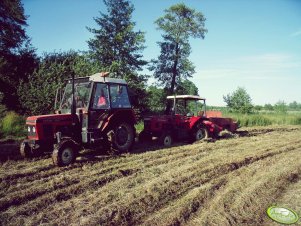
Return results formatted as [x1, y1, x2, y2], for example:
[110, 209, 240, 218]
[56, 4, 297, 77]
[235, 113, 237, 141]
[198, 111, 204, 117]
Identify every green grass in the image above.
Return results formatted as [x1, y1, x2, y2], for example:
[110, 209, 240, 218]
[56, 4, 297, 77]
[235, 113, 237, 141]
[0, 111, 26, 139]
[223, 112, 301, 127]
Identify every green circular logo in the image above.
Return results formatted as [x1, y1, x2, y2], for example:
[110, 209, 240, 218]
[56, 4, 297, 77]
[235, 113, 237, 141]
[267, 206, 299, 225]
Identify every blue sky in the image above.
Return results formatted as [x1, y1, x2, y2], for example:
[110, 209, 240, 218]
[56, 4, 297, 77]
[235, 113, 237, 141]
[22, 0, 301, 106]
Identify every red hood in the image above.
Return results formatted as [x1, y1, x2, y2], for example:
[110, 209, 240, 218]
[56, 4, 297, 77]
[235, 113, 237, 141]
[26, 114, 74, 124]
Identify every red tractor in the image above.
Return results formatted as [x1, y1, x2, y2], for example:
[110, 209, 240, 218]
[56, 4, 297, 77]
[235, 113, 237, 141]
[139, 95, 238, 146]
[20, 72, 136, 166]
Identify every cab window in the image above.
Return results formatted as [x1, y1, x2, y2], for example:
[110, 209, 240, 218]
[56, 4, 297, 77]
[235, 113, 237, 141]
[110, 84, 131, 108]
[92, 83, 109, 109]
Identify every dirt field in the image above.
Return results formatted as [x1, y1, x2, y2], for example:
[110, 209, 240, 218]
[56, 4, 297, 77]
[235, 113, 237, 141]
[0, 126, 300, 226]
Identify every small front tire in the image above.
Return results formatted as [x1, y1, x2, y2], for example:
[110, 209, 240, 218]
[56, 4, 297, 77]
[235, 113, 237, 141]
[160, 132, 173, 147]
[52, 140, 79, 167]
[193, 126, 209, 142]
[20, 141, 32, 158]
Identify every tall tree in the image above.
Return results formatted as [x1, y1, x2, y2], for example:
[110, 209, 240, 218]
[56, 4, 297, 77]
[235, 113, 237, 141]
[0, 0, 37, 112]
[87, 0, 148, 110]
[150, 3, 207, 95]
[0, 0, 28, 54]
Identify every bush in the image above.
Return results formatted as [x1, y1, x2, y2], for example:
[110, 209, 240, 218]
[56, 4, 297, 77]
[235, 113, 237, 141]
[0, 111, 26, 138]
[223, 87, 253, 114]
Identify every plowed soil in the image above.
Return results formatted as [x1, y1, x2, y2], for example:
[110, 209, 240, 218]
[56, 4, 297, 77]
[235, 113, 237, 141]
[0, 126, 300, 226]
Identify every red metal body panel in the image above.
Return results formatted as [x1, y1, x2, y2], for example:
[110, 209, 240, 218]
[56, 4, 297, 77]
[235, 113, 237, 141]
[26, 114, 75, 140]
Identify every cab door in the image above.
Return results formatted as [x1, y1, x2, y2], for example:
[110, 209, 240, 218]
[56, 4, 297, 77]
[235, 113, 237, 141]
[88, 83, 111, 136]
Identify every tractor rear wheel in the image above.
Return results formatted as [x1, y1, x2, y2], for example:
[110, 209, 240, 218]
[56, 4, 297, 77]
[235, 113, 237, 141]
[159, 132, 173, 147]
[108, 122, 135, 153]
[193, 126, 209, 142]
[20, 141, 32, 158]
[52, 140, 78, 167]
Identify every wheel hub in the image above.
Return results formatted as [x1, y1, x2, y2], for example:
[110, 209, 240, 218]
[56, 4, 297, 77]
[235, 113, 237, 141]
[163, 136, 172, 146]
[116, 126, 128, 146]
[196, 129, 204, 140]
[61, 148, 73, 164]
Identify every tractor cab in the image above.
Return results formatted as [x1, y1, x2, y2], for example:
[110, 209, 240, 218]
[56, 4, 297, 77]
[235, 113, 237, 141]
[21, 72, 136, 166]
[167, 95, 206, 117]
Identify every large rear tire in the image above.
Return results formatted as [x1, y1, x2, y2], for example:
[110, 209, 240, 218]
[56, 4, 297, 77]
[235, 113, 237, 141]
[108, 122, 135, 153]
[52, 140, 79, 167]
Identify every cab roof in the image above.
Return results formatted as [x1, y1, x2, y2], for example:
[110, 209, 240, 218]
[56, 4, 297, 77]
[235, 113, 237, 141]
[89, 73, 127, 84]
[67, 73, 128, 85]
[166, 95, 206, 100]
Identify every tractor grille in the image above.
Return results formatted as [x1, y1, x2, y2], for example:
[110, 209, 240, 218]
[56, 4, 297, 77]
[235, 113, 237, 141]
[27, 125, 36, 136]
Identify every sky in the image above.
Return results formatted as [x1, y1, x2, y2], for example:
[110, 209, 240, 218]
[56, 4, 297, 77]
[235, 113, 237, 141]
[22, 0, 301, 106]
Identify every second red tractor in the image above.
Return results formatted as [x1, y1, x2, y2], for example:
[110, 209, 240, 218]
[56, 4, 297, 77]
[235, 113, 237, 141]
[139, 95, 238, 146]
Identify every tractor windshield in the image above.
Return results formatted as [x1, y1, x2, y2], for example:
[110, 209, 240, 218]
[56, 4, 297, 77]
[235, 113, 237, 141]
[60, 82, 91, 113]
[169, 98, 205, 117]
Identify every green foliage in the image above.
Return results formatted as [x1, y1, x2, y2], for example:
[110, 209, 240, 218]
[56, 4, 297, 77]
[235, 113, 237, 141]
[87, 0, 146, 76]
[149, 38, 195, 91]
[0, 0, 28, 53]
[0, 111, 26, 138]
[146, 86, 168, 113]
[176, 79, 198, 95]
[0, 0, 38, 112]
[274, 100, 287, 114]
[150, 3, 207, 95]
[223, 87, 253, 114]
[18, 51, 101, 115]
[87, 0, 148, 111]
[264, 103, 274, 111]
[288, 101, 301, 110]
[0, 92, 7, 119]
[224, 112, 301, 127]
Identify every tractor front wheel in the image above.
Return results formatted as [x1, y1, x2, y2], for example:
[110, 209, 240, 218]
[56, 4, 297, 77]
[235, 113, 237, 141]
[108, 122, 135, 153]
[52, 140, 79, 167]
[20, 141, 32, 158]
[159, 132, 173, 147]
[193, 126, 209, 142]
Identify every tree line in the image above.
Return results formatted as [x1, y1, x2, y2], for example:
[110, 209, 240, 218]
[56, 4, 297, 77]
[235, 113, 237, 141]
[223, 87, 301, 114]
[0, 0, 207, 116]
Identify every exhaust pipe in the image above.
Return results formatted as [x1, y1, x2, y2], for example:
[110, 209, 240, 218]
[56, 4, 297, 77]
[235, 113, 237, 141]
[71, 73, 76, 116]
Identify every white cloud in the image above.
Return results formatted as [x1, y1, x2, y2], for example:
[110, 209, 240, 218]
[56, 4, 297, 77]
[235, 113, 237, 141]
[290, 29, 301, 37]
[197, 53, 301, 81]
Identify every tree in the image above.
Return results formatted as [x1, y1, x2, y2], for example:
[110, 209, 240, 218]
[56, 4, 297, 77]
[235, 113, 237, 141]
[146, 86, 168, 113]
[0, 0, 37, 112]
[150, 3, 207, 95]
[264, 103, 274, 111]
[274, 100, 287, 114]
[223, 87, 253, 114]
[0, 0, 28, 54]
[18, 51, 102, 115]
[87, 0, 148, 111]
[176, 79, 198, 95]
[149, 37, 195, 92]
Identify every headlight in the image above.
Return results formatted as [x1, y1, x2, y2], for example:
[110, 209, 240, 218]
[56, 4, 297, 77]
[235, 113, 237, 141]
[28, 127, 31, 132]
[32, 127, 36, 133]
